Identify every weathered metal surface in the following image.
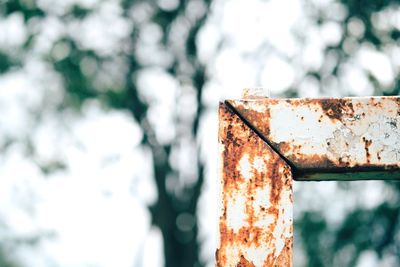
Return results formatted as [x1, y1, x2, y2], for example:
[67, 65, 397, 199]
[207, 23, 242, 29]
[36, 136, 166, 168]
[242, 88, 270, 99]
[217, 103, 293, 267]
[227, 97, 400, 180]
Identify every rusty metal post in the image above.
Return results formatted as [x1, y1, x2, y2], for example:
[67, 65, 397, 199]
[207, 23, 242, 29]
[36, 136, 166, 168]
[217, 94, 400, 267]
[216, 103, 293, 267]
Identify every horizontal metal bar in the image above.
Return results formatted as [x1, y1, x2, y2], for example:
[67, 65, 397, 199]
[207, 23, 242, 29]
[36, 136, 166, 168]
[227, 97, 400, 181]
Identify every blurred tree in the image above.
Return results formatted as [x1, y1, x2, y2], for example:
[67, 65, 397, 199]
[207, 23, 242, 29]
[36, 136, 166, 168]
[1, 0, 211, 266]
[0, 0, 399, 267]
[291, 1, 400, 266]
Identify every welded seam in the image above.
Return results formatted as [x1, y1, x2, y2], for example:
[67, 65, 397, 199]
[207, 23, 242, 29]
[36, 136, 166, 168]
[224, 100, 299, 177]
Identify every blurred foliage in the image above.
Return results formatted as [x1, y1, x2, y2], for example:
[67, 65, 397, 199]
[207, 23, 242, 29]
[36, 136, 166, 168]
[296, 189, 400, 266]
[1, 0, 210, 266]
[0, 0, 399, 266]
[292, 1, 400, 266]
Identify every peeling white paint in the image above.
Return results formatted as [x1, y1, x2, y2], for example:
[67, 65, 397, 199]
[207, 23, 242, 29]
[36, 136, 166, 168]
[229, 97, 400, 172]
[226, 194, 247, 232]
[238, 153, 252, 180]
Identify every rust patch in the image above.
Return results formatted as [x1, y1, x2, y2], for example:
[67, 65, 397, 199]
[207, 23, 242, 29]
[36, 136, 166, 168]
[369, 97, 383, 108]
[276, 142, 302, 156]
[299, 154, 331, 167]
[237, 255, 256, 267]
[317, 98, 354, 121]
[362, 137, 372, 163]
[395, 97, 400, 116]
[279, 98, 355, 122]
[292, 153, 338, 169]
[219, 223, 266, 248]
[227, 100, 272, 138]
[217, 103, 293, 266]
[276, 141, 338, 169]
[273, 238, 292, 266]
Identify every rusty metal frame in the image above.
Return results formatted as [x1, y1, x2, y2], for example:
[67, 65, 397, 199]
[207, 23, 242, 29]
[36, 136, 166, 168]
[217, 95, 400, 267]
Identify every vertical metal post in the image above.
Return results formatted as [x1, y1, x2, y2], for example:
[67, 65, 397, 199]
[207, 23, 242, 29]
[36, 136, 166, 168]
[216, 103, 293, 267]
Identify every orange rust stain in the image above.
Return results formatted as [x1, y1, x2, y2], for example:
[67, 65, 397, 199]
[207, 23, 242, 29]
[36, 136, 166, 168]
[273, 238, 293, 267]
[317, 98, 354, 121]
[396, 98, 400, 115]
[269, 161, 285, 206]
[280, 98, 355, 122]
[293, 153, 338, 169]
[218, 103, 293, 267]
[369, 97, 384, 108]
[237, 255, 255, 267]
[219, 222, 266, 248]
[362, 137, 372, 163]
[276, 142, 302, 156]
[276, 142, 292, 155]
[216, 249, 223, 267]
[219, 103, 249, 198]
[227, 100, 272, 138]
[275, 141, 341, 169]
[263, 238, 292, 266]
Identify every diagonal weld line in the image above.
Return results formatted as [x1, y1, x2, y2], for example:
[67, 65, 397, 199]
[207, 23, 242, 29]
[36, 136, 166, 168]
[224, 100, 301, 178]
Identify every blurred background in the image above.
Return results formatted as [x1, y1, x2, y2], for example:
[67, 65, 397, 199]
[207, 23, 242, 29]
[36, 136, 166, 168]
[0, 0, 399, 266]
